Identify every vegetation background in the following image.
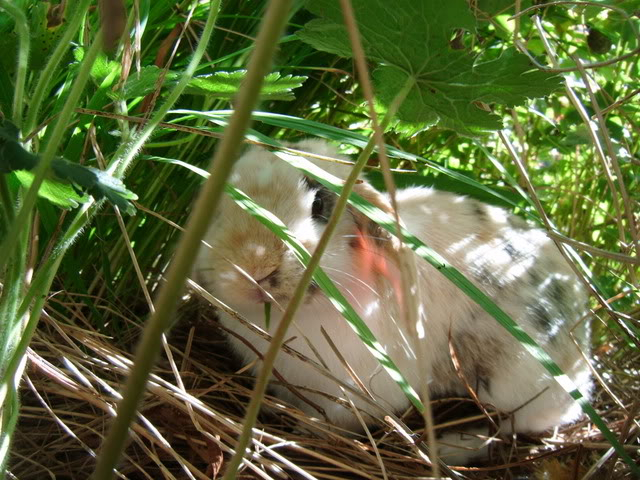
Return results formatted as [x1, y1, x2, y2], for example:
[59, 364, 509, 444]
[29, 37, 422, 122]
[0, 0, 638, 478]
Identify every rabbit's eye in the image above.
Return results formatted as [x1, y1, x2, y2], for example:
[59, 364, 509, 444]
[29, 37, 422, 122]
[312, 192, 325, 220]
[311, 187, 335, 223]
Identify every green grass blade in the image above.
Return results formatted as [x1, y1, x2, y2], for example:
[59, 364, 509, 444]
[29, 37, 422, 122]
[171, 108, 523, 211]
[224, 183, 424, 411]
[276, 149, 640, 475]
[0, 29, 104, 276]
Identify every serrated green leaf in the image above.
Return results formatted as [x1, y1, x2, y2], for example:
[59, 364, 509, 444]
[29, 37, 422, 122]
[91, 53, 120, 83]
[109, 65, 179, 100]
[112, 68, 306, 101]
[298, 0, 562, 136]
[184, 71, 307, 101]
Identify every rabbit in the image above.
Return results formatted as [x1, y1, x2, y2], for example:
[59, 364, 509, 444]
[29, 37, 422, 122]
[194, 139, 593, 464]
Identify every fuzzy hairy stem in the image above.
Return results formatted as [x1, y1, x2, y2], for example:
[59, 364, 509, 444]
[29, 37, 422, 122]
[91, 0, 286, 477]
[336, 0, 444, 474]
[0, 0, 29, 128]
[222, 77, 413, 480]
[23, 0, 94, 136]
[0, 30, 103, 276]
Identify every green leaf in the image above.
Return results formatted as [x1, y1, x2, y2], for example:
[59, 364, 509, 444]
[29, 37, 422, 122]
[0, 119, 137, 214]
[294, 19, 352, 57]
[109, 65, 179, 100]
[28, 2, 66, 71]
[112, 68, 306, 101]
[91, 53, 121, 83]
[297, 0, 563, 136]
[11, 170, 86, 209]
[0, 140, 40, 172]
[184, 71, 307, 101]
[50, 159, 138, 215]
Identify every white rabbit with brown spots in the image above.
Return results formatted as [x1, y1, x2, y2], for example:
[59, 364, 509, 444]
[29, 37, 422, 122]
[195, 139, 592, 464]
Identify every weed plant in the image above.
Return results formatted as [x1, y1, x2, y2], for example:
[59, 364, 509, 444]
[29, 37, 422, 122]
[0, 1, 638, 478]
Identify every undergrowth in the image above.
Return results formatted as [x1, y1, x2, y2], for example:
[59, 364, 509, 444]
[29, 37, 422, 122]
[0, 0, 638, 478]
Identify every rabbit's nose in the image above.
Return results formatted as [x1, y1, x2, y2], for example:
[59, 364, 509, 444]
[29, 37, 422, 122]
[256, 268, 280, 288]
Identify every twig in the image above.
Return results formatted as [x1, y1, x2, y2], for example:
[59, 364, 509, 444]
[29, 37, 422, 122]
[336, 1, 443, 476]
[91, 2, 222, 477]
[571, 55, 639, 282]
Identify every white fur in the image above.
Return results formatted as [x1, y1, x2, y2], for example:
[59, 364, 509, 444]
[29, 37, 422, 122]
[195, 140, 592, 464]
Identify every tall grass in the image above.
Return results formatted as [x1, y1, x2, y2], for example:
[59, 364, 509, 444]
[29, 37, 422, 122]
[1, 0, 638, 479]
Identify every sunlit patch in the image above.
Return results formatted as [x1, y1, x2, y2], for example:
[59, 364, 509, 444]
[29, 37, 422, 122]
[293, 218, 317, 245]
[416, 305, 427, 339]
[415, 319, 425, 339]
[253, 245, 266, 257]
[505, 257, 534, 279]
[447, 234, 477, 254]
[218, 271, 237, 282]
[487, 205, 509, 225]
[553, 373, 577, 393]
[540, 272, 571, 288]
[367, 341, 389, 360]
[364, 299, 380, 317]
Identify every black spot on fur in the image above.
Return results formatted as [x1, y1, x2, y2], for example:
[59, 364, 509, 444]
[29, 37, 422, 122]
[269, 274, 280, 288]
[503, 241, 520, 261]
[472, 202, 488, 222]
[530, 269, 542, 285]
[478, 376, 491, 395]
[548, 277, 567, 305]
[546, 277, 578, 322]
[529, 303, 554, 330]
[476, 367, 491, 395]
[473, 265, 500, 289]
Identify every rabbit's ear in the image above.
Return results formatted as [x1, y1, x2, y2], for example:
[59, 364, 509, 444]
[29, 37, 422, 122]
[349, 180, 397, 249]
[347, 180, 405, 308]
[348, 181, 402, 264]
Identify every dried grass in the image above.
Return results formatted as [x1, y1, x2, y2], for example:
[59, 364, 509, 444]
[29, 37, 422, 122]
[10, 290, 639, 479]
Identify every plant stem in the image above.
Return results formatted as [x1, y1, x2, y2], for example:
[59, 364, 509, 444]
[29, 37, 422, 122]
[23, 0, 93, 136]
[0, 176, 14, 224]
[110, 1, 221, 178]
[0, 207, 30, 475]
[91, 0, 285, 476]
[15, 0, 221, 330]
[221, 78, 412, 480]
[0, 30, 103, 276]
[0, 0, 29, 128]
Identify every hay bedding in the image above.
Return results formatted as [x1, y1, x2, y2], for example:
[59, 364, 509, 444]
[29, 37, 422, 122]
[10, 293, 639, 479]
